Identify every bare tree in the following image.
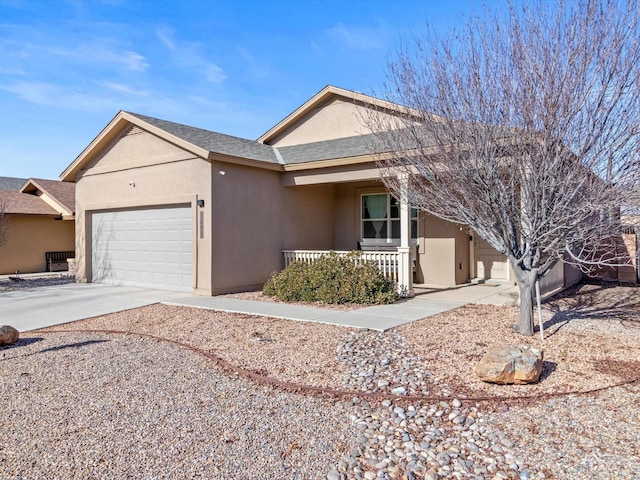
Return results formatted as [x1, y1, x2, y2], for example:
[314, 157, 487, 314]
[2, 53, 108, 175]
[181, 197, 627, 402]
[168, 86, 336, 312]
[368, 0, 640, 335]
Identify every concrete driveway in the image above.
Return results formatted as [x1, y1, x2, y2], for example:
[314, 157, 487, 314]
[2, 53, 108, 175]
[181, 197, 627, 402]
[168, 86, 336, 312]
[1, 283, 194, 332]
[2, 281, 519, 333]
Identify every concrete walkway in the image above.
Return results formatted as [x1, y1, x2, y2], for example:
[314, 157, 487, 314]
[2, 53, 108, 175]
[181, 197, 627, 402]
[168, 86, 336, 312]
[165, 295, 467, 331]
[167, 283, 518, 331]
[413, 282, 519, 306]
[2, 281, 519, 333]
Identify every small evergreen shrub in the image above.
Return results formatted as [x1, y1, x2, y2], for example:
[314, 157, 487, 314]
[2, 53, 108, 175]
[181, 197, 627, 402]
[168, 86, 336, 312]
[263, 252, 398, 305]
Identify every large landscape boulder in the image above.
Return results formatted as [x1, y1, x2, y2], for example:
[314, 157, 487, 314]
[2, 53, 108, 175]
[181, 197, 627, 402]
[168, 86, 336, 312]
[0, 325, 19, 346]
[474, 345, 543, 384]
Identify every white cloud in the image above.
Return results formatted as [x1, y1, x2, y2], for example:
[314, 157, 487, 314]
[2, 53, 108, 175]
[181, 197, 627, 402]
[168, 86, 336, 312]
[326, 22, 386, 50]
[204, 64, 226, 83]
[155, 26, 226, 84]
[0, 81, 128, 111]
[0, 65, 27, 75]
[156, 27, 176, 51]
[46, 43, 149, 72]
[119, 50, 149, 72]
[97, 81, 150, 97]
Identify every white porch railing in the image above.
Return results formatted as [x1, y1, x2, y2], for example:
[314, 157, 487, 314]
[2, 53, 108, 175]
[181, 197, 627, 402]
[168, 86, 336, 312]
[282, 250, 401, 282]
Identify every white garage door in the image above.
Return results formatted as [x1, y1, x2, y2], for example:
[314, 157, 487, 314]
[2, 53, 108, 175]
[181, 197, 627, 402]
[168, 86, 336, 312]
[92, 206, 192, 291]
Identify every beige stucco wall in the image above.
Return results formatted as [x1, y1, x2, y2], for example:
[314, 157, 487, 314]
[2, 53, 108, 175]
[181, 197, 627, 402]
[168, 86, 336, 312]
[618, 233, 637, 283]
[539, 261, 564, 296]
[210, 161, 336, 294]
[74, 128, 213, 293]
[268, 98, 404, 147]
[0, 215, 74, 274]
[563, 262, 584, 287]
[454, 225, 471, 284]
[333, 181, 385, 251]
[419, 215, 459, 285]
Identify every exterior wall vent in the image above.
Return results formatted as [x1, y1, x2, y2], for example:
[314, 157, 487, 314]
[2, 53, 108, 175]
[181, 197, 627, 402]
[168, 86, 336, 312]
[121, 125, 145, 138]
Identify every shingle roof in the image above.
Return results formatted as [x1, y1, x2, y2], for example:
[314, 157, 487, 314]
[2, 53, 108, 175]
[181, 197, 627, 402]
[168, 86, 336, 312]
[22, 179, 75, 213]
[0, 177, 28, 190]
[0, 190, 58, 215]
[277, 132, 381, 164]
[121, 111, 407, 168]
[126, 113, 279, 164]
[125, 112, 392, 167]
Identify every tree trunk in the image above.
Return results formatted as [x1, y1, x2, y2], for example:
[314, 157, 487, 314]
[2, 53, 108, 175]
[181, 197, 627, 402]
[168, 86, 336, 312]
[514, 268, 537, 336]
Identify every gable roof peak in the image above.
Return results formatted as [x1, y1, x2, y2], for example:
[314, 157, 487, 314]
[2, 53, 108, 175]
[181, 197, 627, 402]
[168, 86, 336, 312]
[256, 85, 408, 145]
[20, 178, 75, 216]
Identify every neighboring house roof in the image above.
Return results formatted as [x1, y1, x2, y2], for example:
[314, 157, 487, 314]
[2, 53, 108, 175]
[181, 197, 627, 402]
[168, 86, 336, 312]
[0, 190, 58, 215]
[0, 176, 28, 190]
[20, 178, 75, 217]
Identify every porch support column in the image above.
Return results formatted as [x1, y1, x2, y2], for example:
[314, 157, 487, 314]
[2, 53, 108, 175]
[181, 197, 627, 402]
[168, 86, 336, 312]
[398, 174, 415, 297]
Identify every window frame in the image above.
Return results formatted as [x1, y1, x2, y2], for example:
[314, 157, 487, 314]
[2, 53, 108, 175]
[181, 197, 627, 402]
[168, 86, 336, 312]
[360, 192, 418, 246]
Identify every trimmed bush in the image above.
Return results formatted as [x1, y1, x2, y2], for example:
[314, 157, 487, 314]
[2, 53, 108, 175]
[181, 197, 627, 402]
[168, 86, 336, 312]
[263, 252, 398, 305]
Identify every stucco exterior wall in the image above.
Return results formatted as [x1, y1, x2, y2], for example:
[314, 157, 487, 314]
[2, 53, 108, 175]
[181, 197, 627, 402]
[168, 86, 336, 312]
[564, 262, 584, 287]
[282, 184, 335, 250]
[268, 98, 403, 147]
[84, 126, 195, 174]
[419, 215, 458, 285]
[539, 261, 565, 296]
[333, 181, 384, 251]
[74, 129, 212, 293]
[618, 233, 637, 283]
[210, 162, 336, 294]
[0, 215, 74, 274]
[454, 225, 471, 284]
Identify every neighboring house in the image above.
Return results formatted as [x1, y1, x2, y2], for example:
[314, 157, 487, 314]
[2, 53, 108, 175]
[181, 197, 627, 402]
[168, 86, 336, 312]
[0, 177, 75, 274]
[0, 176, 28, 190]
[60, 85, 580, 295]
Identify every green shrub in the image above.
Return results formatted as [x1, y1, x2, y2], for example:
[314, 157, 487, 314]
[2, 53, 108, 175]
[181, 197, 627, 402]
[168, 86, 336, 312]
[263, 252, 398, 305]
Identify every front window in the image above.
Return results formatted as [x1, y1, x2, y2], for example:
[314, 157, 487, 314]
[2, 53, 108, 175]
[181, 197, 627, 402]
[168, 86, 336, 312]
[361, 193, 418, 244]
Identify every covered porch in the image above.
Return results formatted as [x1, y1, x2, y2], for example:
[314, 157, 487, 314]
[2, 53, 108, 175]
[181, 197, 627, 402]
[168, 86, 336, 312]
[279, 163, 518, 296]
[281, 170, 418, 295]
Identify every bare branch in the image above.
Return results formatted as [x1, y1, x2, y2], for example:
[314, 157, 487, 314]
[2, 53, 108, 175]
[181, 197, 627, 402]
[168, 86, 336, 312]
[366, 0, 640, 336]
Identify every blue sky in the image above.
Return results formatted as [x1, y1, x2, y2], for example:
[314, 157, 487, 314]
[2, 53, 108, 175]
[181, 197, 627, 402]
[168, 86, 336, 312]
[0, 0, 485, 180]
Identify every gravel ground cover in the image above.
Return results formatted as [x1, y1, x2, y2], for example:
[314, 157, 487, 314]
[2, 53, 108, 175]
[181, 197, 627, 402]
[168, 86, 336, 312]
[2, 280, 638, 479]
[0, 275, 75, 292]
[0, 332, 357, 479]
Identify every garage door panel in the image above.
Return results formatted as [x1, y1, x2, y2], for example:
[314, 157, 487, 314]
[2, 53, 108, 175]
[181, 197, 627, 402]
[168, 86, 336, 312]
[92, 206, 192, 291]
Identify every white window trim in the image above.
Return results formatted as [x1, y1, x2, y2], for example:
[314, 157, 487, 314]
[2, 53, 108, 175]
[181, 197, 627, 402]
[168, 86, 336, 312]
[360, 192, 418, 246]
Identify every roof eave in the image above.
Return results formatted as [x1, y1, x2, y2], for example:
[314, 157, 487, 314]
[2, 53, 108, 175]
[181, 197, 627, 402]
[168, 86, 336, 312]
[281, 152, 396, 171]
[208, 152, 284, 172]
